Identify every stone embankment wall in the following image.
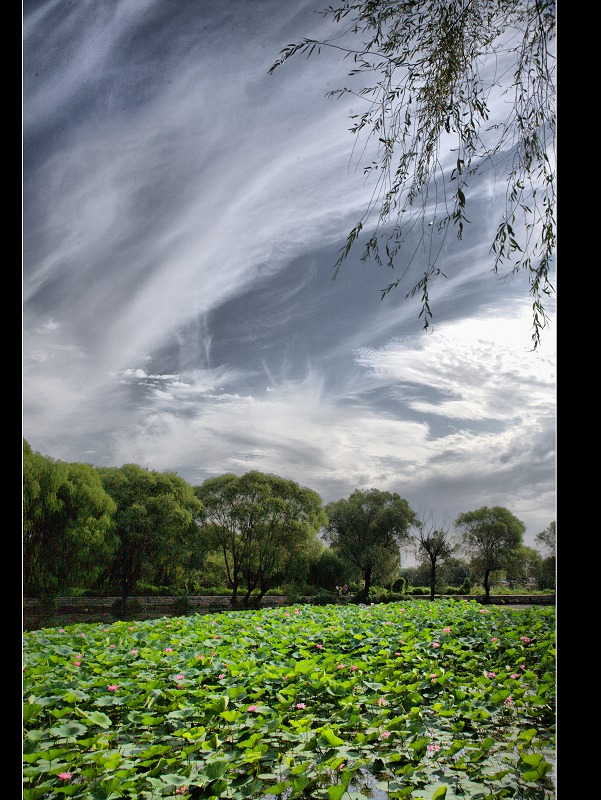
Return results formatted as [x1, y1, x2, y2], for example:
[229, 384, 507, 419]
[23, 595, 290, 612]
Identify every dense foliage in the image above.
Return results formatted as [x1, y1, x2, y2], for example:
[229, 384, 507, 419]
[325, 489, 417, 600]
[97, 464, 204, 599]
[23, 600, 556, 799]
[22, 439, 555, 600]
[195, 472, 327, 606]
[455, 507, 526, 601]
[23, 440, 118, 596]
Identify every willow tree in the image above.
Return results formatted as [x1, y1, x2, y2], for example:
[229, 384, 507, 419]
[325, 488, 417, 600]
[196, 471, 327, 606]
[270, 0, 556, 348]
[455, 505, 525, 601]
[23, 440, 117, 596]
[98, 464, 204, 599]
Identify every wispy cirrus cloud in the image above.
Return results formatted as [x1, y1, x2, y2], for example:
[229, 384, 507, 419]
[23, 0, 556, 552]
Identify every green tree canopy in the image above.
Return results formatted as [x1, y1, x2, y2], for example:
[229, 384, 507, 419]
[270, 0, 556, 348]
[503, 545, 543, 588]
[307, 545, 351, 593]
[455, 505, 525, 601]
[23, 439, 117, 596]
[196, 471, 327, 606]
[325, 488, 417, 600]
[98, 464, 203, 598]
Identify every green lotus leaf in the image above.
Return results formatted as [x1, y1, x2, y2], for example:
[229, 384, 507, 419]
[49, 720, 87, 738]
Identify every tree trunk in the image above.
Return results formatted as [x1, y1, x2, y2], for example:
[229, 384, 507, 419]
[230, 581, 239, 607]
[483, 570, 491, 602]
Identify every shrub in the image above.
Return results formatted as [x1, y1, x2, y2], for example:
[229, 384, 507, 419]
[313, 589, 339, 606]
[392, 577, 408, 594]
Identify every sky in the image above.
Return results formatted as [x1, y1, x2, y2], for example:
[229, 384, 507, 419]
[22, 0, 556, 560]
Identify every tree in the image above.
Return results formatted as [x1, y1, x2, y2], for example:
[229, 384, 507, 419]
[534, 520, 555, 590]
[440, 556, 475, 591]
[324, 488, 417, 600]
[98, 464, 203, 599]
[307, 545, 352, 593]
[455, 505, 525, 601]
[412, 510, 457, 600]
[23, 440, 117, 596]
[503, 545, 543, 588]
[535, 520, 556, 557]
[196, 471, 327, 606]
[239, 473, 327, 605]
[270, 0, 556, 349]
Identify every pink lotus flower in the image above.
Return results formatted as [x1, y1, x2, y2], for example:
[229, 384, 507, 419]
[165, 647, 174, 653]
[478, 609, 488, 613]
[504, 695, 514, 706]
[380, 731, 391, 739]
[337, 663, 345, 669]
[218, 673, 225, 679]
[131, 649, 138, 655]
[375, 697, 387, 706]
[491, 637, 498, 642]
[486, 672, 496, 679]
[315, 644, 324, 649]
[58, 772, 72, 781]
[427, 744, 441, 752]
[296, 702, 306, 709]
[247, 704, 259, 712]
[351, 665, 358, 670]
[520, 636, 531, 643]
[431, 642, 440, 648]
[107, 684, 118, 692]
[175, 786, 188, 795]
[442, 627, 451, 633]
[175, 674, 185, 680]
[511, 673, 520, 679]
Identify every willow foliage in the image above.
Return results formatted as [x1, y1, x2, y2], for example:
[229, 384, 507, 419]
[270, 0, 556, 348]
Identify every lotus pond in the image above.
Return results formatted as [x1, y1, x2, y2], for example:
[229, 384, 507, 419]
[22, 599, 556, 799]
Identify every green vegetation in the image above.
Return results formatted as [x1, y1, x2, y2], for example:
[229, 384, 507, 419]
[23, 439, 556, 603]
[23, 600, 556, 799]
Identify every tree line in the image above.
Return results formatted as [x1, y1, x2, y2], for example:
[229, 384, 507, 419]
[23, 439, 555, 605]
